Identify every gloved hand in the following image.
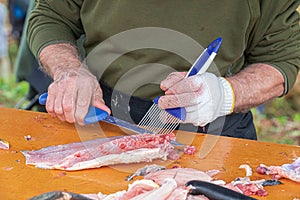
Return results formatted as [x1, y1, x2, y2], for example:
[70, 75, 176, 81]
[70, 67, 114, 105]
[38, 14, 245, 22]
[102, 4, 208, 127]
[158, 72, 235, 127]
[46, 66, 111, 125]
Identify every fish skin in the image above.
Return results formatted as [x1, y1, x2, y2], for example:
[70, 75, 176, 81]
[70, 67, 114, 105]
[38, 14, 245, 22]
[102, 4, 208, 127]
[126, 164, 166, 181]
[261, 179, 282, 186]
[29, 191, 94, 200]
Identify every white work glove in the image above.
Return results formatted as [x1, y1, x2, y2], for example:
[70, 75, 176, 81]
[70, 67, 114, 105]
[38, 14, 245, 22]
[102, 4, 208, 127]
[46, 66, 111, 125]
[158, 72, 235, 127]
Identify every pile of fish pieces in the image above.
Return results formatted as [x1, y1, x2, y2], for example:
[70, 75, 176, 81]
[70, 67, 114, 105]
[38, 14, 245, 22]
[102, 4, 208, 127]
[29, 164, 283, 200]
[81, 164, 270, 200]
[257, 157, 300, 183]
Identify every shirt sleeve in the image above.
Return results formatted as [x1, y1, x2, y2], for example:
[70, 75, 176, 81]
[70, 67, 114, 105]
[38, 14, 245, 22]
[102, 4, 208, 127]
[27, 0, 84, 57]
[246, 0, 300, 95]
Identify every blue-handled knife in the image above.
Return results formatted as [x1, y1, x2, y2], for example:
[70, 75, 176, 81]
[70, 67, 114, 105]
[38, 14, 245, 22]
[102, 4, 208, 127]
[39, 93, 152, 131]
[38, 93, 183, 146]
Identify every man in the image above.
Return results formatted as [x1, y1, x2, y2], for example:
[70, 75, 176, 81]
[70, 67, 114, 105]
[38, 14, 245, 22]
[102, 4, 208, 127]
[27, 0, 300, 140]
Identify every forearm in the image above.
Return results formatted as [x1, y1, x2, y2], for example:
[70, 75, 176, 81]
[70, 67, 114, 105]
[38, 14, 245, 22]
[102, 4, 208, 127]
[227, 63, 285, 112]
[39, 43, 82, 79]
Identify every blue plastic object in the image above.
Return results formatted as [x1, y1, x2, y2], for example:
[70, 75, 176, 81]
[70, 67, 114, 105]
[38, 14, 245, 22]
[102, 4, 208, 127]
[38, 92, 48, 105]
[38, 93, 185, 142]
[38, 93, 109, 124]
[84, 107, 109, 124]
[155, 37, 222, 121]
[153, 96, 187, 121]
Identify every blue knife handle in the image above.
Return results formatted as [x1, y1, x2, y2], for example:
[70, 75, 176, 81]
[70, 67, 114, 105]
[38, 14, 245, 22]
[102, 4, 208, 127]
[38, 93, 48, 105]
[38, 93, 109, 124]
[156, 37, 222, 121]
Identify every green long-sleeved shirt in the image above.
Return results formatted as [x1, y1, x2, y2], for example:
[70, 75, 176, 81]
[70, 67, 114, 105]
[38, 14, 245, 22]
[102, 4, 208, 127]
[27, 0, 300, 99]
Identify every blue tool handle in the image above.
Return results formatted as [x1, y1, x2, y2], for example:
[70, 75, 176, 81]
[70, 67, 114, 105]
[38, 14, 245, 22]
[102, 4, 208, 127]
[38, 93, 109, 124]
[156, 37, 222, 121]
[38, 92, 48, 105]
[187, 37, 222, 77]
[153, 96, 186, 121]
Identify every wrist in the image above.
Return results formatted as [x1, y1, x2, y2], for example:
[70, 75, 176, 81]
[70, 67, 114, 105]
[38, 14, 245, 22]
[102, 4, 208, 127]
[219, 77, 235, 115]
[39, 43, 82, 78]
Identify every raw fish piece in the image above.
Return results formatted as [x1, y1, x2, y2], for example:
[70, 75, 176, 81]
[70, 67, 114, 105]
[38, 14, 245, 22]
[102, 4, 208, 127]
[144, 168, 214, 186]
[257, 157, 300, 183]
[22, 134, 179, 171]
[0, 138, 9, 150]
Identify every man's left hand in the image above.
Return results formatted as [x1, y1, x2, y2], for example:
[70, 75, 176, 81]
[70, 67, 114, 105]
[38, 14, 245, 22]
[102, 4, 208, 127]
[159, 72, 235, 126]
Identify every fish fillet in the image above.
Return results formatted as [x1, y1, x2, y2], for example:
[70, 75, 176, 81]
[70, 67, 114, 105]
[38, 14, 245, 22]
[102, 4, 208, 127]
[22, 134, 179, 171]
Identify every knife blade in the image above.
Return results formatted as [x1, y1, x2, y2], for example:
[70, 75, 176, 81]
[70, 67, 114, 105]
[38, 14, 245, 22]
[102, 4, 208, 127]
[38, 93, 183, 146]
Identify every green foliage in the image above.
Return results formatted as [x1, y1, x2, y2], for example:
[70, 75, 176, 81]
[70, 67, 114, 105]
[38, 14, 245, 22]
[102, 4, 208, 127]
[253, 96, 300, 146]
[0, 76, 29, 107]
[293, 113, 300, 122]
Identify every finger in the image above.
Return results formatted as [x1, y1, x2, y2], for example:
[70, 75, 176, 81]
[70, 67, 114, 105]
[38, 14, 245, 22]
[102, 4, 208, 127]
[62, 86, 76, 123]
[158, 90, 206, 109]
[160, 72, 186, 92]
[54, 89, 66, 122]
[74, 87, 92, 126]
[166, 74, 206, 95]
[93, 87, 111, 115]
[46, 83, 57, 117]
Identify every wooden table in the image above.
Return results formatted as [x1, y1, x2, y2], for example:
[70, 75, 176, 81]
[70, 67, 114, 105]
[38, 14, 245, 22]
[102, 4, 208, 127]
[0, 107, 299, 199]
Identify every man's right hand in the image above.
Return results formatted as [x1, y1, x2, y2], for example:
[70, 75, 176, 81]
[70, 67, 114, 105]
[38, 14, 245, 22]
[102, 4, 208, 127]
[39, 43, 111, 125]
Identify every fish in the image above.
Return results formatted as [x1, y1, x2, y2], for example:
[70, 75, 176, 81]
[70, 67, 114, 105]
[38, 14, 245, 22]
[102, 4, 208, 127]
[228, 177, 268, 197]
[256, 157, 300, 183]
[30, 166, 269, 200]
[22, 133, 179, 171]
[96, 178, 184, 200]
[144, 167, 214, 186]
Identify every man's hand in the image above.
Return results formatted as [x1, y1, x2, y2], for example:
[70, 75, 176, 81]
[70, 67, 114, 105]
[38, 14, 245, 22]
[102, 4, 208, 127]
[39, 43, 111, 125]
[158, 72, 234, 126]
[158, 63, 285, 127]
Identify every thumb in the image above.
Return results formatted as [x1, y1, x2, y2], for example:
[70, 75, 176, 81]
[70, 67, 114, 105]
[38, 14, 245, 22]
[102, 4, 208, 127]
[93, 88, 111, 115]
[94, 100, 111, 115]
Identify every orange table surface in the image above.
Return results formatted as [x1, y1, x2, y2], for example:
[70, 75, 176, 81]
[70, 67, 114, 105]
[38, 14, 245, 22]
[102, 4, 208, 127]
[0, 107, 299, 199]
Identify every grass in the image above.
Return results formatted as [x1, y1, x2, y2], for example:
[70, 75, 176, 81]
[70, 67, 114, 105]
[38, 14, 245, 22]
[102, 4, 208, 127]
[0, 76, 29, 108]
[253, 108, 300, 146]
[0, 38, 29, 108]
